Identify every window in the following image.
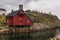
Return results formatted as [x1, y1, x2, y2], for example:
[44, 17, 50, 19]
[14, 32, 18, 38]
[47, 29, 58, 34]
[19, 14, 23, 17]
[7, 20, 9, 23]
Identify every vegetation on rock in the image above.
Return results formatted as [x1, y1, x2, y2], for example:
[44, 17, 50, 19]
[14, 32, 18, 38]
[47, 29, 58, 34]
[0, 10, 59, 27]
[25, 10, 59, 27]
[0, 14, 6, 27]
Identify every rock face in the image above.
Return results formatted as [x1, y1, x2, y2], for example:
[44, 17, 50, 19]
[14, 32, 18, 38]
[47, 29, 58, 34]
[0, 26, 34, 34]
[47, 37, 60, 40]
[32, 23, 50, 30]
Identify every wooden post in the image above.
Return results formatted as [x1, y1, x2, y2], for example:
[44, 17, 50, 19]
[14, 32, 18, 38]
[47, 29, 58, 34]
[9, 26, 13, 33]
[28, 26, 30, 32]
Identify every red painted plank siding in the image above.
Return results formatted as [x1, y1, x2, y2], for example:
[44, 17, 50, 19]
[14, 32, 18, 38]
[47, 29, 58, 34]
[6, 17, 13, 26]
[13, 14, 33, 26]
[6, 10, 33, 26]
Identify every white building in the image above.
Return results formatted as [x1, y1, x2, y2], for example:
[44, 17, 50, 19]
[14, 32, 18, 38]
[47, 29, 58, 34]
[0, 8, 6, 15]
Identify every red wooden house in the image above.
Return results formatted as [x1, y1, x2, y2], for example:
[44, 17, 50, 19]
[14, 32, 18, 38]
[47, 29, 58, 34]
[6, 5, 33, 27]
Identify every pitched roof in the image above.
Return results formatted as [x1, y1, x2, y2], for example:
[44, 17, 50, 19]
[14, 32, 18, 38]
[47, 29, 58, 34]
[6, 10, 19, 17]
[6, 10, 26, 17]
[6, 10, 33, 23]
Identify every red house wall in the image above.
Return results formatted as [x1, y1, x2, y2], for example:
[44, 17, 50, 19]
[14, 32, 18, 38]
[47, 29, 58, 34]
[6, 17, 13, 26]
[13, 14, 33, 26]
[6, 10, 33, 26]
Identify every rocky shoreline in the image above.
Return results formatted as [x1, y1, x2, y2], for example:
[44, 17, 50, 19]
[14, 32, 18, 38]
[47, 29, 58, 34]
[0, 27, 50, 35]
[0, 23, 59, 35]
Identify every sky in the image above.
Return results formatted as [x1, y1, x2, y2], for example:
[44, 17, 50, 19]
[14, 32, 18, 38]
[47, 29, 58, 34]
[0, 0, 60, 19]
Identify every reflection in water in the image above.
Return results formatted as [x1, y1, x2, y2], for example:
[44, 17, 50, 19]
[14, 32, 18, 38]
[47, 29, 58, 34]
[8, 33, 32, 40]
[0, 31, 55, 40]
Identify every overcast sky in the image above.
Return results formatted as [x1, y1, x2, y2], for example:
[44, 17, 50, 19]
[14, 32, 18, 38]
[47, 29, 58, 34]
[0, 0, 60, 19]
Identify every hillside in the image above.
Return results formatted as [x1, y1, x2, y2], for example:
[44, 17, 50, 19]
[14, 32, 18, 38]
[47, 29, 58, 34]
[25, 10, 59, 26]
[0, 10, 59, 27]
[0, 14, 6, 27]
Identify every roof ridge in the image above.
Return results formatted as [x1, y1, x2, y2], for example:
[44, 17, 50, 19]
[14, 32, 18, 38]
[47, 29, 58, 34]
[6, 10, 19, 17]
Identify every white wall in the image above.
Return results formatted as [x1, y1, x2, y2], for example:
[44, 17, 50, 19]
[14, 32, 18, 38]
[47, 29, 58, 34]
[0, 10, 6, 15]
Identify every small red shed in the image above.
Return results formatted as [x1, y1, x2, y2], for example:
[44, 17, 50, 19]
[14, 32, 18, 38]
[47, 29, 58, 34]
[6, 5, 33, 27]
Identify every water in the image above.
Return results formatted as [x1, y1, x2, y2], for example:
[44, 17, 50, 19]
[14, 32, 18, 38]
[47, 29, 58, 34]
[0, 31, 55, 40]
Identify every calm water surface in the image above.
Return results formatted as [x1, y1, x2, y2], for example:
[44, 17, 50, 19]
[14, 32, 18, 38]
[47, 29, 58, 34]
[0, 30, 56, 40]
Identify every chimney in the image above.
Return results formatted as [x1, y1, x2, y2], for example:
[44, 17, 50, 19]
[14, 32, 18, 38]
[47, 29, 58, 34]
[11, 9, 13, 13]
[19, 5, 23, 10]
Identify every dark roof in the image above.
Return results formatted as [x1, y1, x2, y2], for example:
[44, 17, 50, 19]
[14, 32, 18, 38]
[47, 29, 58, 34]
[6, 10, 19, 17]
[0, 8, 6, 11]
[6, 10, 25, 17]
